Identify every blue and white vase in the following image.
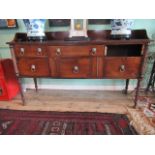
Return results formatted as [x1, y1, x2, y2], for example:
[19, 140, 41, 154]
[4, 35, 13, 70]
[111, 19, 134, 39]
[23, 19, 46, 41]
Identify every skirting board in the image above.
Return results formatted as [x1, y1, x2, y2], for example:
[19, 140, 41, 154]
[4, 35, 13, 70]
[22, 84, 136, 92]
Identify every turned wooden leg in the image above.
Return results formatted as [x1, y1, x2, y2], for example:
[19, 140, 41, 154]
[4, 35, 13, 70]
[134, 78, 141, 108]
[18, 77, 26, 105]
[33, 78, 38, 92]
[124, 79, 129, 94]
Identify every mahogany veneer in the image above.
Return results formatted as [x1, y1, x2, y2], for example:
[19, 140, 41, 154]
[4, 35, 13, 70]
[7, 30, 150, 107]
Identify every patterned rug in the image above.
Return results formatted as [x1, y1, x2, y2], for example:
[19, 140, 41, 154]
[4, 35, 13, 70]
[0, 109, 137, 135]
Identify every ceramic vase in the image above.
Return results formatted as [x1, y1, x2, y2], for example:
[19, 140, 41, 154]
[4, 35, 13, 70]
[23, 19, 46, 41]
[111, 19, 134, 39]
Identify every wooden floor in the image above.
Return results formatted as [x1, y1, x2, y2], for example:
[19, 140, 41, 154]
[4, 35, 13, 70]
[0, 89, 155, 134]
[0, 89, 134, 114]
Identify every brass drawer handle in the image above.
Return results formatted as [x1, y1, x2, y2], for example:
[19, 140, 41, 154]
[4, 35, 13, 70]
[31, 64, 36, 72]
[104, 46, 108, 56]
[56, 48, 61, 56]
[37, 48, 42, 55]
[119, 65, 126, 72]
[20, 48, 25, 56]
[91, 48, 97, 55]
[73, 66, 79, 73]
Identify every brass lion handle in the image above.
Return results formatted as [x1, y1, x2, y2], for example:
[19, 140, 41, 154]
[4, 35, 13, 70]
[91, 48, 97, 55]
[20, 48, 25, 56]
[31, 64, 36, 72]
[120, 65, 126, 72]
[56, 48, 61, 56]
[73, 66, 79, 73]
[37, 48, 42, 55]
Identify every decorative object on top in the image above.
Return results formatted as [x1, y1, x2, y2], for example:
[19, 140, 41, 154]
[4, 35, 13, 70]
[0, 19, 18, 29]
[49, 19, 70, 27]
[67, 19, 89, 41]
[23, 19, 46, 41]
[110, 19, 134, 39]
[88, 19, 111, 25]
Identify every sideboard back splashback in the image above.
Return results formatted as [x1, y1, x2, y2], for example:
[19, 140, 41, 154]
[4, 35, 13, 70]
[11, 30, 149, 42]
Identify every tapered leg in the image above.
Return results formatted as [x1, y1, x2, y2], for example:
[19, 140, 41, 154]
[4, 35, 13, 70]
[134, 78, 141, 108]
[33, 78, 38, 92]
[124, 79, 129, 94]
[18, 78, 26, 105]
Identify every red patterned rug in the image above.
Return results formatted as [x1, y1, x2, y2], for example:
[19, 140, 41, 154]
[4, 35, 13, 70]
[0, 109, 137, 135]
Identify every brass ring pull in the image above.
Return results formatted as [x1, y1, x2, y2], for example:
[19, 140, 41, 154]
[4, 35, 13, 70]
[31, 64, 36, 72]
[56, 48, 61, 56]
[91, 48, 97, 55]
[20, 48, 25, 56]
[37, 48, 42, 55]
[120, 65, 126, 72]
[73, 66, 79, 73]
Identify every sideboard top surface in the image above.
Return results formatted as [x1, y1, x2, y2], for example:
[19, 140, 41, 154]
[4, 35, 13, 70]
[7, 29, 150, 46]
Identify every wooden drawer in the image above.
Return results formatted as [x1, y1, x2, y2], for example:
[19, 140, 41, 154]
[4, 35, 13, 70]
[53, 57, 93, 78]
[30, 45, 48, 57]
[104, 57, 141, 78]
[17, 58, 50, 77]
[14, 45, 29, 57]
[14, 45, 47, 57]
[48, 45, 104, 57]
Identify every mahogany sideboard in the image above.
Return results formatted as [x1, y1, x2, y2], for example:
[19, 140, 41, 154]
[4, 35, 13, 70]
[7, 30, 150, 107]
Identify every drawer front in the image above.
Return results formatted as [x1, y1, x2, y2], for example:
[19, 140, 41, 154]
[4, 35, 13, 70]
[104, 57, 141, 78]
[48, 45, 104, 57]
[30, 45, 48, 57]
[14, 45, 47, 57]
[14, 45, 29, 57]
[55, 58, 93, 78]
[17, 58, 50, 77]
